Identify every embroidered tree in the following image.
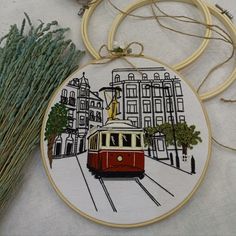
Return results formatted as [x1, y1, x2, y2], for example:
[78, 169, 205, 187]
[144, 122, 202, 156]
[45, 103, 68, 169]
[175, 122, 202, 155]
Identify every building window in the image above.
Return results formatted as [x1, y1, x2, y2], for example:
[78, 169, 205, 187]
[179, 115, 185, 123]
[157, 139, 165, 151]
[54, 136, 62, 156]
[154, 73, 160, 80]
[68, 119, 73, 128]
[164, 72, 170, 80]
[175, 82, 182, 96]
[89, 110, 94, 121]
[80, 100, 86, 110]
[96, 111, 101, 122]
[127, 101, 137, 113]
[80, 116, 85, 125]
[122, 134, 132, 147]
[126, 84, 137, 97]
[142, 84, 150, 97]
[156, 116, 163, 125]
[164, 83, 172, 96]
[114, 74, 120, 82]
[128, 73, 135, 81]
[68, 109, 74, 118]
[70, 91, 75, 98]
[110, 133, 119, 146]
[154, 84, 161, 97]
[166, 98, 173, 112]
[142, 73, 148, 80]
[97, 102, 101, 108]
[136, 134, 141, 147]
[155, 99, 162, 113]
[127, 117, 138, 127]
[80, 86, 88, 96]
[69, 91, 75, 106]
[91, 101, 94, 107]
[144, 117, 151, 127]
[61, 89, 68, 104]
[177, 98, 184, 111]
[62, 89, 68, 97]
[143, 100, 151, 113]
[101, 133, 107, 146]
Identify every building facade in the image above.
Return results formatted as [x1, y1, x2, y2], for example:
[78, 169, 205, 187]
[110, 67, 186, 160]
[53, 72, 104, 158]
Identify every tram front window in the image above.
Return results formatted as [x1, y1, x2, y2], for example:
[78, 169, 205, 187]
[136, 134, 141, 147]
[122, 134, 132, 147]
[110, 133, 119, 146]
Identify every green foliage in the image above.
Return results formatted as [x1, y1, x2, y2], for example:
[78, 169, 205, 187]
[45, 103, 68, 140]
[143, 122, 202, 151]
[175, 122, 202, 149]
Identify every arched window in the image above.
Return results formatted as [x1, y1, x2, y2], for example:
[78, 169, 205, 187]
[164, 72, 170, 80]
[114, 74, 120, 82]
[154, 73, 160, 80]
[97, 102, 101, 108]
[70, 91, 75, 98]
[69, 91, 76, 106]
[175, 82, 182, 96]
[142, 73, 148, 80]
[164, 83, 172, 96]
[62, 89, 68, 97]
[128, 73, 135, 80]
[91, 101, 95, 107]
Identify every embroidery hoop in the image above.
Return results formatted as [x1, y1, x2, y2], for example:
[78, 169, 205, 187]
[40, 55, 212, 228]
[108, 2, 236, 100]
[81, 0, 212, 70]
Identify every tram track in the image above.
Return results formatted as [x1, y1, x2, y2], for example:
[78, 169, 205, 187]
[99, 178, 117, 212]
[134, 178, 161, 207]
[144, 173, 175, 197]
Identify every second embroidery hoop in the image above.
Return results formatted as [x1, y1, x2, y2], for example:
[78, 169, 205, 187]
[81, 0, 212, 70]
[107, 2, 236, 100]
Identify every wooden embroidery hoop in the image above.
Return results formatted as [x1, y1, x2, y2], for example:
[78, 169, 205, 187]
[40, 55, 212, 228]
[107, 2, 236, 100]
[81, 0, 212, 70]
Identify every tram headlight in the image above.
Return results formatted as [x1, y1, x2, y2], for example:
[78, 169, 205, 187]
[117, 155, 123, 162]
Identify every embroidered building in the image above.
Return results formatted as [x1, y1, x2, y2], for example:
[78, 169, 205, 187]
[110, 67, 186, 159]
[53, 72, 104, 158]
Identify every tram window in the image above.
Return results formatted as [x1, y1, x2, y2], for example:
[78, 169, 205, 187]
[122, 134, 132, 147]
[90, 134, 98, 150]
[102, 133, 106, 146]
[136, 134, 141, 147]
[110, 133, 119, 146]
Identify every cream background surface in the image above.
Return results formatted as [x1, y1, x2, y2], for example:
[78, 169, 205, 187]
[0, 0, 236, 235]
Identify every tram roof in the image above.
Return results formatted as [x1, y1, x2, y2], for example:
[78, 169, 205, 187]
[87, 120, 143, 138]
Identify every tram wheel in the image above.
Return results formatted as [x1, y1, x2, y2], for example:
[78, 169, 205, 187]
[139, 174, 144, 179]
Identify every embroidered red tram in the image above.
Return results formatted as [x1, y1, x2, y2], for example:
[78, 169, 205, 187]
[87, 120, 145, 178]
